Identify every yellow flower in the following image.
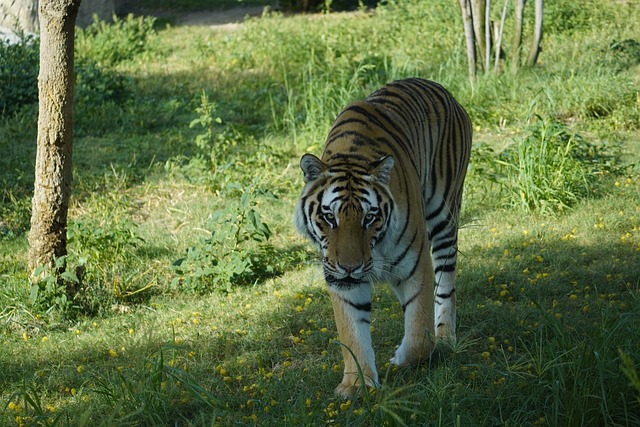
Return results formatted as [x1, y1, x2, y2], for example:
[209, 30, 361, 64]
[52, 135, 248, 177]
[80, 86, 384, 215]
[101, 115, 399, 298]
[108, 349, 119, 358]
[340, 400, 351, 411]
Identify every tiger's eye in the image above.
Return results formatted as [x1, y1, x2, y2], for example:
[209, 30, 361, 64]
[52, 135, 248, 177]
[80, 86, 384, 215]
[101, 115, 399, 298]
[323, 213, 336, 226]
[364, 213, 377, 227]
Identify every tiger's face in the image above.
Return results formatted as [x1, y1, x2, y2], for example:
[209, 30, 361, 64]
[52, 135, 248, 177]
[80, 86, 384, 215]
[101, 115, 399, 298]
[295, 154, 396, 284]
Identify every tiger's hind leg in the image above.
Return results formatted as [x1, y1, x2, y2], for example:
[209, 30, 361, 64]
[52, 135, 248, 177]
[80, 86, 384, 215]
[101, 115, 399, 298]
[434, 266, 457, 340]
[430, 221, 460, 341]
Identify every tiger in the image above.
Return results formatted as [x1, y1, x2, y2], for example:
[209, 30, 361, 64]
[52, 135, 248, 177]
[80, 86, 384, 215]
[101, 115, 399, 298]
[294, 78, 472, 397]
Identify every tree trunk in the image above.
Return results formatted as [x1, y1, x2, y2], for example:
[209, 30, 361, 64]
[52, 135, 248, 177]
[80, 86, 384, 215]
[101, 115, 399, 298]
[470, 0, 486, 71]
[458, 0, 477, 82]
[526, 0, 543, 67]
[494, 0, 509, 73]
[484, 0, 491, 72]
[28, 0, 81, 275]
[511, 0, 525, 73]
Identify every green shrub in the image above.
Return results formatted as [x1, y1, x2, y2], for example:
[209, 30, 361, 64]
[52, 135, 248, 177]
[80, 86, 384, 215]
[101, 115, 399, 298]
[29, 255, 80, 316]
[74, 59, 132, 105]
[171, 179, 274, 293]
[0, 30, 134, 117]
[75, 13, 157, 67]
[0, 35, 39, 115]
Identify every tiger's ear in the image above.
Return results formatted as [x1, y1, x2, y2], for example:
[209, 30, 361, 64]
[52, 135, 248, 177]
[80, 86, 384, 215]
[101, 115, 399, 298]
[371, 155, 394, 185]
[300, 153, 327, 183]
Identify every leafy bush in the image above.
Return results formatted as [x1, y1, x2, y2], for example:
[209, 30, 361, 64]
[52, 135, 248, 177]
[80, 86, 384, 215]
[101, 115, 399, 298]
[0, 29, 134, 117]
[75, 14, 157, 67]
[0, 35, 39, 115]
[68, 217, 144, 264]
[75, 59, 132, 105]
[171, 179, 274, 293]
[29, 255, 80, 316]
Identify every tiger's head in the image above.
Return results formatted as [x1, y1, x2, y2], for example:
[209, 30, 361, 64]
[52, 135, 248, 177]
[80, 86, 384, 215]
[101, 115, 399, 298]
[295, 153, 397, 284]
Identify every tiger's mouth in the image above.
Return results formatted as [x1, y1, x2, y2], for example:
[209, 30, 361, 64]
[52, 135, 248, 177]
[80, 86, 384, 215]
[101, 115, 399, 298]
[324, 273, 366, 285]
[323, 263, 371, 284]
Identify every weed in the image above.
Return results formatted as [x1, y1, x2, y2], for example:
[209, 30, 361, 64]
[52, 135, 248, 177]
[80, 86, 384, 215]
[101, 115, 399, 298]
[171, 178, 274, 293]
[188, 91, 232, 175]
[29, 255, 80, 316]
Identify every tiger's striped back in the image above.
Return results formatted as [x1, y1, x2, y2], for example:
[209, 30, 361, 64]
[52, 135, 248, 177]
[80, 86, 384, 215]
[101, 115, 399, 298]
[295, 78, 471, 397]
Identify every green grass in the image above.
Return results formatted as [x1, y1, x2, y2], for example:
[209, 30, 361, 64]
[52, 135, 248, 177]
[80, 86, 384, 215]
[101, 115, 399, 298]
[1, 0, 640, 425]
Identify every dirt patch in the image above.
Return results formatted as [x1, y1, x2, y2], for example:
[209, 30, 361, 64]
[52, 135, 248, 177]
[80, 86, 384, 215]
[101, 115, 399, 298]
[120, 3, 269, 31]
[175, 6, 267, 28]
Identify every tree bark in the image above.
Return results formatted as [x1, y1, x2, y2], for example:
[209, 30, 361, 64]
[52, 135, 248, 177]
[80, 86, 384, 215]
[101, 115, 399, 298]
[28, 0, 81, 275]
[458, 0, 477, 82]
[494, 0, 509, 73]
[470, 0, 486, 71]
[526, 0, 543, 67]
[511, 0, 525, 73]
[484, 0, 491, 72]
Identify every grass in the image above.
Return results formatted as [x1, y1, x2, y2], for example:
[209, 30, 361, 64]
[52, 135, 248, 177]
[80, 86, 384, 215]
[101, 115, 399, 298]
[1, 0, 640, 425]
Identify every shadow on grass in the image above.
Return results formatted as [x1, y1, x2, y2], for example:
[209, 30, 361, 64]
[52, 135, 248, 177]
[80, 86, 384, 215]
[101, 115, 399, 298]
[2, 221, 639, 425]
[0, 65, 291, 239]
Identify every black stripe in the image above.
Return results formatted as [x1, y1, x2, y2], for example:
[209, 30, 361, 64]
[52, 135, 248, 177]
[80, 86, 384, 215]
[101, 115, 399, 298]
[434, 263, 456, 274]
[342, 298, 372, 312]
[401, 291, 420, 312]
[436, 289, 455, 299]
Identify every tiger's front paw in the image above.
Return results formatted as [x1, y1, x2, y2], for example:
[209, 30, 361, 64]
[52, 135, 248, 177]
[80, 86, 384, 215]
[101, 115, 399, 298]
[334, 374, 378, 398]
[334, 382, 359, 399]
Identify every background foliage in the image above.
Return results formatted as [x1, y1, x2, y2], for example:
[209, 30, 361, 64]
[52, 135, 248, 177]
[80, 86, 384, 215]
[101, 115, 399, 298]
[1, 0, 639, 425]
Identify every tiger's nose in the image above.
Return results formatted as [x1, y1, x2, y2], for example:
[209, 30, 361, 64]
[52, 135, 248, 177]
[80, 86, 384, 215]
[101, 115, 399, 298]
[338, 262, 364, 274]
